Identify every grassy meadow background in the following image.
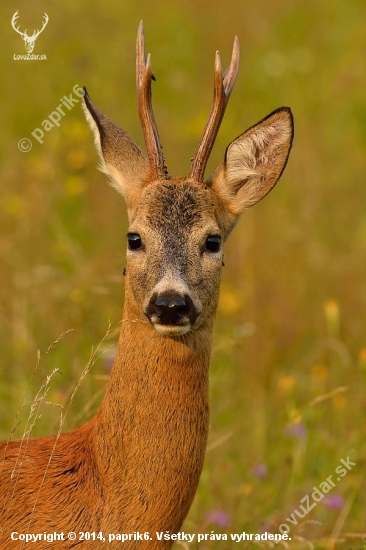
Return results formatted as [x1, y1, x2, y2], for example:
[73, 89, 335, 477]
[0, 0, 365, 546]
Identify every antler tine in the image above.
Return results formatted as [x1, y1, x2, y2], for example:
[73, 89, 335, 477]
[11, 11, 25, 36]
[37, 13, 49, 34]
[136, 21, 169, 181]
[11, 11, 19, 26]
[188, 36, 240, 183]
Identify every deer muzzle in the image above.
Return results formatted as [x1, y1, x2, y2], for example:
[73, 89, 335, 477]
[145, 291, 200, 336]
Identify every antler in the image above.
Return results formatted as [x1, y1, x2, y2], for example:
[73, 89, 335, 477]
[33, 13, 49, 39]
[136, 21, 169, 181]
[189, 37, 240, 183]
[11, 11, 26, 38]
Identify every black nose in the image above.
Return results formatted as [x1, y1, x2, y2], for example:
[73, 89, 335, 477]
[146, 291, 199, 326]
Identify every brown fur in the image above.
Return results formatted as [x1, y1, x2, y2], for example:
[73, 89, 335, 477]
[0, 29, 293, 549]
[0, 322, 210, 548]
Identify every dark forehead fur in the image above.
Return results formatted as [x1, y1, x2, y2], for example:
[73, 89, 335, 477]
[143, 180, 215, 232]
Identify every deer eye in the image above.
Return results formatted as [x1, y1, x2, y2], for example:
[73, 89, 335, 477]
[127, 233, 142, 250]
[205, 235, 221, 253]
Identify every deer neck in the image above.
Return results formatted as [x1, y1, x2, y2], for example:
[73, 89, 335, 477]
[94, 293, 213, 532]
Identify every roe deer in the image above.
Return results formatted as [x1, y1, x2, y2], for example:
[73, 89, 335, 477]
[0, 22, 293, 549]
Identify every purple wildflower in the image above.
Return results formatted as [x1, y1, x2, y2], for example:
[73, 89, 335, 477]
[252, 463, 267, 479]
[284, 421, 307, 439]
[322, 495, 345, 509]
[205, 509, 230, 528]
[103, 349, 116, 371]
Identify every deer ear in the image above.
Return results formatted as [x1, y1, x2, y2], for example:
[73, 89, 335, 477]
[82, 88, 149, 203]
[210, 107, 293, 215]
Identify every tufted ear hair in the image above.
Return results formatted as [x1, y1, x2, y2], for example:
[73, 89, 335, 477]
[82, 88, 150, 206]
[210, 107, 294, 215]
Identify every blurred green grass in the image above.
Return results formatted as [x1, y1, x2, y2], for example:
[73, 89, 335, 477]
[0, 0, 365, 546]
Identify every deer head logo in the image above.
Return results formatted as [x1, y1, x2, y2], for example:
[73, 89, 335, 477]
[11, 11, 49, 54]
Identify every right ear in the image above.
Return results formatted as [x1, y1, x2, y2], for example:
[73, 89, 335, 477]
[82, 88, 149, 204]
[210, 107, 294, 216]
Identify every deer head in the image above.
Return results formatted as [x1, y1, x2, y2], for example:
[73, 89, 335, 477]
[11, 11, 49, 54]
[83, 22, 293, 338]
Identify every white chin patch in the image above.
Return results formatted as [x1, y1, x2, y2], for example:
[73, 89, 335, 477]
[153, 324, 191, 337]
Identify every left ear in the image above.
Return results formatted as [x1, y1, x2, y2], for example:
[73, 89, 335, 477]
[210, 107, 294, 215]
[82, 87, 150, 205]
